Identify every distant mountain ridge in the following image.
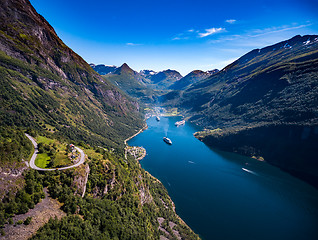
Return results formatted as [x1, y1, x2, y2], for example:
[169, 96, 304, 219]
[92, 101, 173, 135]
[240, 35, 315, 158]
[170, 69, 219, 90]
[89, 64, 117, 75]
[91, 63, 219, 97]
[91, 64, 183, 88]
[92, 63, 158, 102]
[148, 69, 182, 86]
[91, 63, 184, 101]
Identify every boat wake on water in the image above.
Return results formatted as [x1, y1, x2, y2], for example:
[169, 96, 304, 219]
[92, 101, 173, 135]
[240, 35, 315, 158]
[242, 168, 259, 176]
[188, 161, 195, 164]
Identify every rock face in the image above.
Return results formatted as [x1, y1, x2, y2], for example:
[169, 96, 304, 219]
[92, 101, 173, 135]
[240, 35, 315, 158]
[0, 162, 28, 200]
[174, 35, 318, 187]
[72, 162, 90, 198]
[0, 0, 143, 147]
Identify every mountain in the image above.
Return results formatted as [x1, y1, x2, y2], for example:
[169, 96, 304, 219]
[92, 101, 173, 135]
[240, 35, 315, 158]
[0, 0, 144, 148]
[0, 1, 199, 239]
[171, 35, 318, 187]
[149, 69, 182, 89]
[92, 63, 184, 93]
[140, 69, 157, 78]
[90, 64, 117, 75]
[93, 64, 184, 102]
[101, 63, 158, 102]
[170, 69, 219, 90]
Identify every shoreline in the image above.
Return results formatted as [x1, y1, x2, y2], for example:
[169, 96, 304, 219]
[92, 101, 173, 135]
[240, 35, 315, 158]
[124, 124, 148, 161]
[123, 116, 201, 239]
[124, 124, 148, 146]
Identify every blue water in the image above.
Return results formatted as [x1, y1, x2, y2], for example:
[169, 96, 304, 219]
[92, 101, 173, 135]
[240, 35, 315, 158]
[128, 116, 318, 240]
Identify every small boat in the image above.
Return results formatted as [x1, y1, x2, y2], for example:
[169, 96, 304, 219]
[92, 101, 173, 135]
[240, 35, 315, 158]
[163, 137, 172, 145]
[156, 116, 160, 121]
[175, 120, 185, 126]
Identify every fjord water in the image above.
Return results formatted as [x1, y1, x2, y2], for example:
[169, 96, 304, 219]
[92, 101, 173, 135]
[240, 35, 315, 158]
[128, 116, 318, 240]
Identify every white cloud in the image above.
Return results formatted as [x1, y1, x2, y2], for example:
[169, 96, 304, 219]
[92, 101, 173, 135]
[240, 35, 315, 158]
[225, 19, 236, 24]
[172, 36, 190, 41]
[172, 29, 196, 40]
[207, 22, 313, 48]
[249, 23, 312, 37]
[199, 27, 225, 38]
[126, 42, 142, 46]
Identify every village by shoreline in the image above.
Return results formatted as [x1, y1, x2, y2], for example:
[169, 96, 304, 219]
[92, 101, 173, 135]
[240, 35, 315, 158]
[124, 124, 148, 161]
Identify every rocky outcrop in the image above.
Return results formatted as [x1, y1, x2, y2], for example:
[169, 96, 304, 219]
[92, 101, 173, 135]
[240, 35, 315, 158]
[136, 174, 153, 205]
[72, 162, 90, 198]
[0, 162, 28, 200]
[0, 188, 65, 240]
[157, 217, 182, 240]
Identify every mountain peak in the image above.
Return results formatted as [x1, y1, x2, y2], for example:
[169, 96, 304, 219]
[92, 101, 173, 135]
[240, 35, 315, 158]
[121, 63, 130, 68]
[114, 63, 135, 75]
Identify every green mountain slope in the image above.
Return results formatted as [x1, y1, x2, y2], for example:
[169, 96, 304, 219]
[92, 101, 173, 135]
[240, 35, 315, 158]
[27, 146, 199, 240]
[0, 0, 143, 148]
[172, 35, 318, 187]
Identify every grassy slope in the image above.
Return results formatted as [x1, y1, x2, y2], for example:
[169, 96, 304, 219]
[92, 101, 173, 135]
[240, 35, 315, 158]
[35, 136, 71, 169]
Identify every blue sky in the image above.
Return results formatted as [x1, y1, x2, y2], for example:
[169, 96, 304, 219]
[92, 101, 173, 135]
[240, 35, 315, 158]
[30, 0, 318, 75]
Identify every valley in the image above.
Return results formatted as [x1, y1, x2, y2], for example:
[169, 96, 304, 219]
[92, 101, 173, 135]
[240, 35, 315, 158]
[0, 0, 318, 239]
[93, 35, 318, 190]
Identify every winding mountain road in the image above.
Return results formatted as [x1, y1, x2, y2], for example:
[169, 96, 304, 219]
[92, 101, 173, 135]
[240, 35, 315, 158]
[25, 133, 85, 171]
